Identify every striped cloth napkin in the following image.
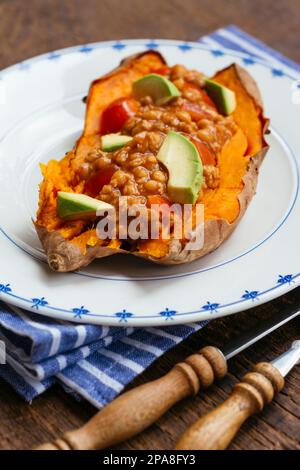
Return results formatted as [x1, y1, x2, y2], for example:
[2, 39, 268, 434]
[0, 25, 299, 408]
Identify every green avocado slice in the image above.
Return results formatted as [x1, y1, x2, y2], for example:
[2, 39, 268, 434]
[156, 131, 203, 204]
[204, 79, 236, 115]
[57, 192, 114, 221]
[132, 73, 180, 105]
[101, 134, 133, 152]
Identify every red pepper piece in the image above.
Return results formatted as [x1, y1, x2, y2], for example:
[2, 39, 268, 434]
[183, 82, 217, 110]
[182, 102, 214, 121]
[152, 66, 171, 76]
[146, 195, 171, 209]
[190, 137, 216, 166]
[85, 167, 116, 197]
[100, 98, 138, 135]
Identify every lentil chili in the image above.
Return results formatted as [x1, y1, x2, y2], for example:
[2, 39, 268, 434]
[77, 64, 237, 208]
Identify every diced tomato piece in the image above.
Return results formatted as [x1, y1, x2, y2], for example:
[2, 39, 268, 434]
[182, 102, 213, 121]
[146, 195, 171, 208]
[85, 167, 116, 197]
[147, 195, 174, 218]
[183, 82, 217, 110]
[152, 66, 171, 76]
[100, 98, 138, 134]
[200, 88, 217, 111]
[190, 137, 216, 166]
[199, 88, 217, 109]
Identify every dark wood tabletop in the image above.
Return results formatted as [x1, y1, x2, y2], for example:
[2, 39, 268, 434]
[0, 0, 300, 451]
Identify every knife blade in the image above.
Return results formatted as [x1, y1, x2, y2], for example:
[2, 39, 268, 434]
[222, 304, 300, 360]
[271, 339, 300, 376]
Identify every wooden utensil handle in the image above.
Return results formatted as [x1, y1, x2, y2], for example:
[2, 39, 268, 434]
[35, 346, 227, 450]
[175, 362, 285, 450]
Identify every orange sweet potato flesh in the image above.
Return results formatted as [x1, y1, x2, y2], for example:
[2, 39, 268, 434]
[37, 153, 86, 239]
[200, 128, 249, 223]
[83, 51, 167, 136]
[138, 239, 170, 258]
[213, 64, 266, 156]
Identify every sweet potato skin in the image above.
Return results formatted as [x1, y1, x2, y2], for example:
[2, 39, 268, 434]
[35, 57, 269, 272]
[35, 224, 125, 272]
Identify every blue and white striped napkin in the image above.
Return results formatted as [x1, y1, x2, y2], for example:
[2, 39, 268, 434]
[0, 25, 299, 408]
[0, 302, 205, 406]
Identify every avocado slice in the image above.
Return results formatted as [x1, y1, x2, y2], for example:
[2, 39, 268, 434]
[101, 134, 133, 152]
[204, 79, 236, 115]
[133, 74, 180, 105]
[156, 131, 203, 204]
[57, 192, 113, 221]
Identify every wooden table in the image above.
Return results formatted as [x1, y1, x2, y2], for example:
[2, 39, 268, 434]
[0, 0, 299, 451]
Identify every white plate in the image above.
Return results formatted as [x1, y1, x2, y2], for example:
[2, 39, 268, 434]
[0, 39, 299, 326]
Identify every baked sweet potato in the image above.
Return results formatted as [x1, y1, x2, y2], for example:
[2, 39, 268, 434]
[35, 51, 269, 272]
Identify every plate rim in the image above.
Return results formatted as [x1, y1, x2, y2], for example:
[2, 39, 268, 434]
[1, 38, 299, 81]
[1, 272, 299, 326]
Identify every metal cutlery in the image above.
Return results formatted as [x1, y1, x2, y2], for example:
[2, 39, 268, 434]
[175, 340, 300, 450]
[35, 303, 300, 450]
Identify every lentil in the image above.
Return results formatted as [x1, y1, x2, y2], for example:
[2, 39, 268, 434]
[152, 170, 167, 183]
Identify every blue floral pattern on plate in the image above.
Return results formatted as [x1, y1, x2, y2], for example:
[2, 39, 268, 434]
[202, 302, 220, 313]
[112, 42, 126, 50]
[79, 45, 93, 54]
[211, 49, 225, 57]
[72, 306, 90, 319]
[242, 57, 256, 65]
[272, 68, 284, 77]
[159, 308, 177, 320]
[115, 310, 134, 322]
[242, 290, 259, 301]
[0, 284, 11, 293]
[48, 52, 61, 61]
[178, 43, 192, 52]
[146, 41, 158, 49]
[0, 272, 298, 321]
[277, 274, 294, 285]
[31, 297, 48, 310]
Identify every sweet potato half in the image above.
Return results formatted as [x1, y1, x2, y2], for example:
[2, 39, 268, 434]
[35, 51, 269, 272]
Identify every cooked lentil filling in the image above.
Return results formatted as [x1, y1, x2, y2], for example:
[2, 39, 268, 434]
[77, 64, 238, 208]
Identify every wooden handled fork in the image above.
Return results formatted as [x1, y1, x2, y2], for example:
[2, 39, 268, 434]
[175, 362, 285, 450]
[175, 340, 300, 449]
[35, 346, 227, 450]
